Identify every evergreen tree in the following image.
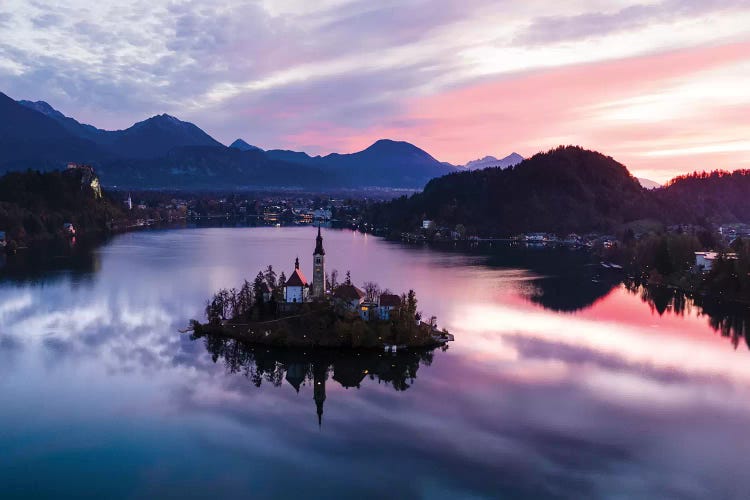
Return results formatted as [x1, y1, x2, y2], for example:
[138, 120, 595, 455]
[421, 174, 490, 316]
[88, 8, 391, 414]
[252, 272, 265, 307]
[275, 271, 287, 301]
[264, 265, 277, 292]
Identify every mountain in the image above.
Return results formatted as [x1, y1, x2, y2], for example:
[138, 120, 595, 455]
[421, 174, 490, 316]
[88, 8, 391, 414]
[18, 99, 223, 159]
[366, 146, 655, 235]
[637, 177, 661, 189]
[463, 152, 524, 170]
[103, 114, 223, 159]
[18, 100, 108, 143]
[3, 93, 454, 189]
[96, 145, 335, 190]
[266, 139, 457, 188]
[229, 139, 262, 152]
[0, 92, 108, 170]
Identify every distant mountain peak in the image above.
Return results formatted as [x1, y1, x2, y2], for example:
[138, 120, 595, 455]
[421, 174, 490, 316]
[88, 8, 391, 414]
[361, 138, 436, 158]
[464, 152, 523, 170]
[18, 99, 62, 117]
[637, 177, 662, 189]
[229, 138, 263, 152]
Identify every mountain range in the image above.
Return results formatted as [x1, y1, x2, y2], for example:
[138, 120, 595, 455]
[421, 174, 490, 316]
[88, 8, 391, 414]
[1, 92, 459, 189]
[462, 153, 524, 170]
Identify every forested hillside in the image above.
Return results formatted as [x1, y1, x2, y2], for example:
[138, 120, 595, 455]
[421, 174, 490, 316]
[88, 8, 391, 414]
[365, 146, 657, 235]
[365, 146, 750, 236]
[0, 169, 123, 247]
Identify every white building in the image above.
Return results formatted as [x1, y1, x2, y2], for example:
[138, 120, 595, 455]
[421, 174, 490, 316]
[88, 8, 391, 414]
[422, 220, 435, 230]
[284, 257, 309, 303]
[377, 294, 401, 320]
[695, 251, 738, 272]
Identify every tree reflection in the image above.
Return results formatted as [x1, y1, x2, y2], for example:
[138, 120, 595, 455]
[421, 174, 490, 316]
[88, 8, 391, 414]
[481, 243, 620, 312]
[195, 333, 439, 426]
[527, 274, 619, 313]
[0, 238, 101, 285]
[624, 280, 750, 351]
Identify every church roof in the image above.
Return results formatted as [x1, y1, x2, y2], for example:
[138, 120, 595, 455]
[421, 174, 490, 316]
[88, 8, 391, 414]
[285, 363, 307, 392]
[379, 294, 401, 307]
[334, 284, 365, 301]
[286, 268, 308, 287]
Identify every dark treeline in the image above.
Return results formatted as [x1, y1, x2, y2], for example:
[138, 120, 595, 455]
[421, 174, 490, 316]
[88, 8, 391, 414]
[604, 232, 750, 303]
[658, 169, 750, 223]
[362, 146, 750, 236]
[0, 169, 124, 250]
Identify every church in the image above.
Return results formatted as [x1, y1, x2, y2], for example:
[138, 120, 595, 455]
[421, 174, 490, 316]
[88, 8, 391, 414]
[282, 226, 326, 304]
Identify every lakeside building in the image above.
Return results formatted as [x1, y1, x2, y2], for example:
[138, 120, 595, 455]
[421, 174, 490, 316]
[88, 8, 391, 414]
[695, 251, 739, 272]
[333, 284, 365, 310]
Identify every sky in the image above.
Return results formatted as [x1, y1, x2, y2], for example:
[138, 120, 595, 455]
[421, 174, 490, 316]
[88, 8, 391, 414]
[1, 1, 750, 182]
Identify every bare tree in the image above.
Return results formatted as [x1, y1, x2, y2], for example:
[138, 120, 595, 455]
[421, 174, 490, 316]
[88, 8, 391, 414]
[362, 281, 380, 302]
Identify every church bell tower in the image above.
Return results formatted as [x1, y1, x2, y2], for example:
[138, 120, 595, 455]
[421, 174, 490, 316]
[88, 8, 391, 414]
[312, 225, 325, 299]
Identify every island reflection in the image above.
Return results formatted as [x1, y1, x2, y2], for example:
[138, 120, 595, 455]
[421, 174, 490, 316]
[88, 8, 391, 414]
[194, 332, 442, 426]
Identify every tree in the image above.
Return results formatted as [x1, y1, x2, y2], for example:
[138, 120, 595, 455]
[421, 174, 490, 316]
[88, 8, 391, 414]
[264, 265, 277, 292]
[275, 271, 287, 301]
[406, 289, 418, 316]
[654, 238, 674, 276]
[330, 269, 339, 291]
[238, 280, 253, 320]
[344, 270, 352, 286]
[363, 281, 380, 302]
[731, 237, 744, 252]
[252, 272, 265, 307]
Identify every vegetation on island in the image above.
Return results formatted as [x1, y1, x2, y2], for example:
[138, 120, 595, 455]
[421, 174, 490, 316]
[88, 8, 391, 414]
[190, 266, 449, 350]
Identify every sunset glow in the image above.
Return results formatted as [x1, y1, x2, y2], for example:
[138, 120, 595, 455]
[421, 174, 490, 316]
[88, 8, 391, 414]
[1, 1, 749, 180]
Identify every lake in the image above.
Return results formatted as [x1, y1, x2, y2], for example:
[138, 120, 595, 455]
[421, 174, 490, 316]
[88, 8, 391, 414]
[1, 227, 749, 499]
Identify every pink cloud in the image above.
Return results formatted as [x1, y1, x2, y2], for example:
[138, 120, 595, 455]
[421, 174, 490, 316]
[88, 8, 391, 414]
[288, 41, 750, 182]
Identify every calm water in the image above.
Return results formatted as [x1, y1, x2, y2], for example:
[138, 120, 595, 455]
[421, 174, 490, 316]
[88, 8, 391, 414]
[1, 227, 750, 499]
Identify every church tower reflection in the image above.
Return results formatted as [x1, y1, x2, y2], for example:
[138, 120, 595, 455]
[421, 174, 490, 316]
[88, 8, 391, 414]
[312, 362, 327, 427]
[195, 335, 439, 428]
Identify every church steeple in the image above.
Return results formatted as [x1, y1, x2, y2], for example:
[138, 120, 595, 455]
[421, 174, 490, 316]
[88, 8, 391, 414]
[312, 225, 325, 299]
[314, 225, 325, 256]
[313, 362, 327, 428]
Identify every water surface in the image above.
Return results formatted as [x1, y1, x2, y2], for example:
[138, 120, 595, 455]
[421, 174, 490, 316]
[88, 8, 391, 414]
[1, 227, 749, 499]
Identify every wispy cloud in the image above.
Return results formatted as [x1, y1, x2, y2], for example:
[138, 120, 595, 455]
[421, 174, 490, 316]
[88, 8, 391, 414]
[0, 0, 749, 178]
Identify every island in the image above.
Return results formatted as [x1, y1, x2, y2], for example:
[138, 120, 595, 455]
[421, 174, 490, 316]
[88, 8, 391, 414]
[189, 226, 453, 350]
